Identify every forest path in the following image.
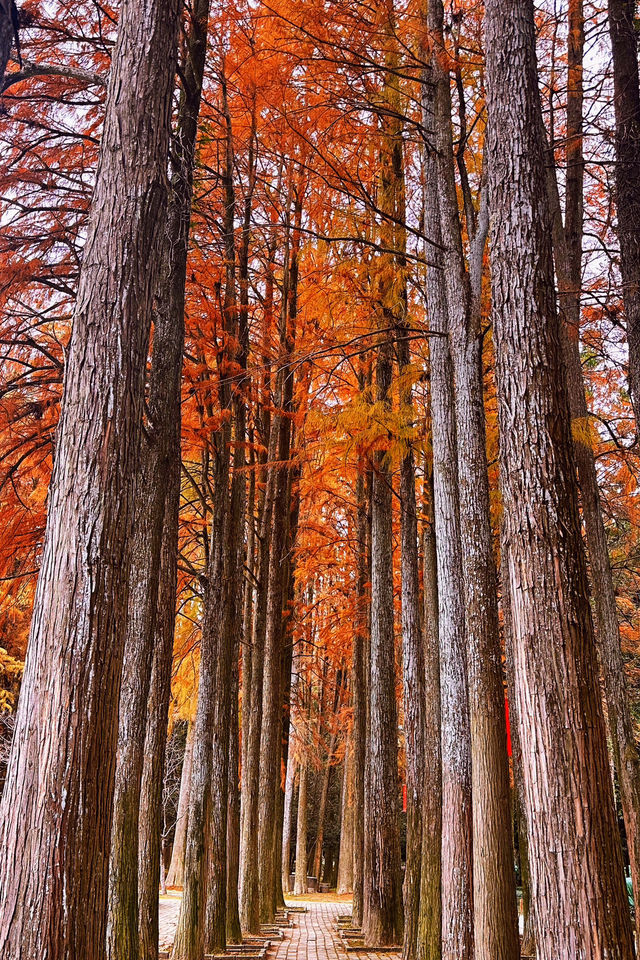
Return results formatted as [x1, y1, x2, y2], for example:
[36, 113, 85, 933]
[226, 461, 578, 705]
[157, 896, 369, 960]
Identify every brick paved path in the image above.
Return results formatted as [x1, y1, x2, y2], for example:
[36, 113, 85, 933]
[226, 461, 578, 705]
[277, 901, 344, 960]
[158, 897, 353, 959]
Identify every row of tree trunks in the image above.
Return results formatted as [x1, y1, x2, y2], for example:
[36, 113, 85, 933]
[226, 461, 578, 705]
[427, 3, 519, 958]
[546, 0, 640, 931]
[422, 46, 473, 960]
[484, 2, 635, 957]
[0, 0, 180, 953]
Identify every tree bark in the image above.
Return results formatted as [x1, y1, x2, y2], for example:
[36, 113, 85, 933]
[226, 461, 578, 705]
[227, 645, 243, 944]
[608, 0, 640, 427]
[422, 47, 473, 960]
[337, 739, 355, 894]
[428, 4, 519, 957]
[294, 762, 309, 895]
[0, 0, 179, 953]
[545, 0, 640, 929]
[138, 450, 181, 960]
[361, 330, 403, 948]
[258, 185, 300, 923]
[485, 2, 635, 956]
[351, 461, 368, 928]
[416, 468, 441, 960]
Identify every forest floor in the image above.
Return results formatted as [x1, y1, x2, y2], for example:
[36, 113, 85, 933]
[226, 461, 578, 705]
[157, 895, 401, 959]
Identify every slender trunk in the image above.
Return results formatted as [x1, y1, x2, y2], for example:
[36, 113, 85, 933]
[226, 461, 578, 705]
[352, 463, 368, 927]
[258, 185, 300, 923]
[337, 738, 355, 894]
[416, 467, 441, 960]
[422, 46, 473, 960]
[138, 449, 181, 960]
[391, 108, 426, 960]
[282, 647, 300, 893]
[0, 0, 179, 953]
[239, 427, 277, 933]
[546, 0, 640, 925]
[428, 4, 519, 957]
[500, 542, 535, 957]
[485, 3, 635, 955]
[362, 21, 404, 945]
[294, 763, 309, 895]
[608, 0, 640, 427]
[166, 722, 195, 889]
[362, 333, 403, 948]
[227, 645, 242, 944]
[313, 733, 337, 882]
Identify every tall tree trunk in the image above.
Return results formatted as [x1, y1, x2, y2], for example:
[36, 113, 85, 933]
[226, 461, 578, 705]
[166, 722, 195, 889]
[608, 0, 640, 427]
[239, 421, 278, 933]
[282, 643, 300, 894]
[546, 0, 640, 926]
[351, 462, 368, 928]
[422, 47, 473, 960]
[362, 331, 403, 948]
[227, 645, 242, 944]
[361, 20, 404, 946]
[294, 762, 309, 895]
[428, 4, 519, 957]
[416, 467, 441, 960]
[312, 733, 337, 882]
[485, 2, 635, 956]
[337, 739, 355, 894]
[138, 450, 181, 960]
[258, 184, 300, 923]
[0, 0, 179, 954]
[391, 102, 427, 960]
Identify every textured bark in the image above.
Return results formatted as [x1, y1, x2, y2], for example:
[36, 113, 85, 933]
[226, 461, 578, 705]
[138, 450, 181, 960]
[361, 25, 404, 946]
[203, 74, 247, 953]
[107, 65, 194, 953]
[422, 52, 473, 960]
[392, 113, 426, 960]
[545, 0, 640, 928]
[258, 189, 300, 923]
[281, 642, 300, 893]
[0, 0, 179, 954]
[227, 648, 242, 944]
[362, 331, 403, 949]
[239, 424, 277, 933]
[485, 2, 635, 956]
[608, 0, 640, 427]
[416, 469, 441, 960]
[428, 4, 519, 957]
[500, 544, 536, 958]
[352, 462, 368, 928]
[337, 739, 355, 894]
[294, 763, 309, 895]
[166, 722, 195, 889]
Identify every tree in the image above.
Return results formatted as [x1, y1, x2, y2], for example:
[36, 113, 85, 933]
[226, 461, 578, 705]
[485, 1, 635, 956]
[0, 0, 179, 953]
[608, 0, 640, 428]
